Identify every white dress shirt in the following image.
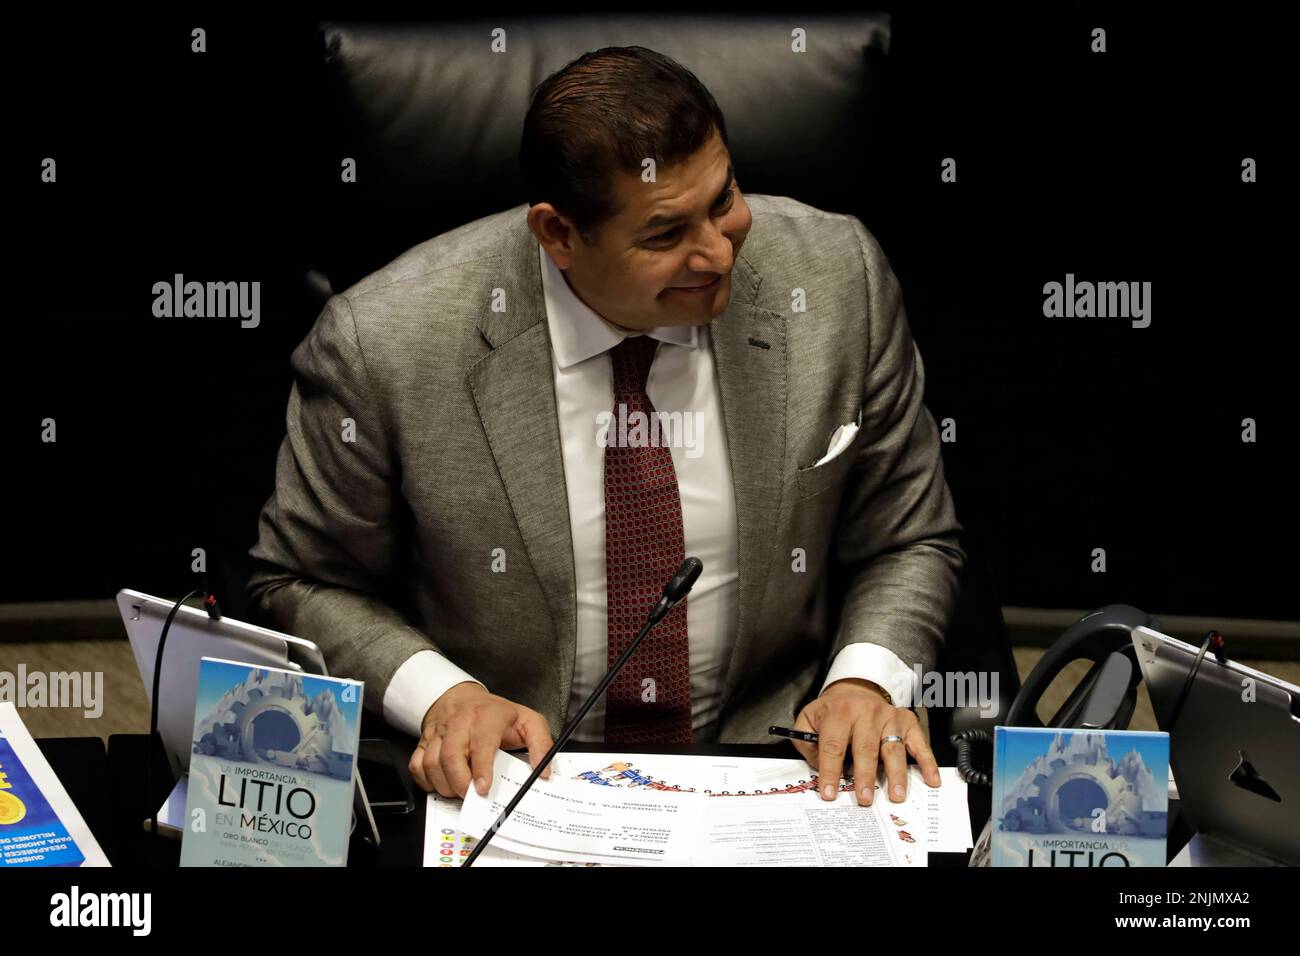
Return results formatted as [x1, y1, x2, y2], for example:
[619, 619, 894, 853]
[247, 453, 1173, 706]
[382, 241, 919, 739]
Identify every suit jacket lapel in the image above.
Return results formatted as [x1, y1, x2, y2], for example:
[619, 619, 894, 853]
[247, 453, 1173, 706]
[712, 253, 789, 704]
[466, 213, 577, 713]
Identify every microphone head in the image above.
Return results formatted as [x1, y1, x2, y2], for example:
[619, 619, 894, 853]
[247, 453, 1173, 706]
[663, 557, 704, 603]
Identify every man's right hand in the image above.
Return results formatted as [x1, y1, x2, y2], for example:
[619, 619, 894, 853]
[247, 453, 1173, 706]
[408, 682, 554, 798]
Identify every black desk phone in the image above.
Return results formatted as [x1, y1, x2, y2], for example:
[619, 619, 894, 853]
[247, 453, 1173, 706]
[952, 604, 1158, 786]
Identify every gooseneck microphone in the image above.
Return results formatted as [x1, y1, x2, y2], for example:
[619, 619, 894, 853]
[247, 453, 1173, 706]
[646, 557, 704, 625]
[462, 556, 703, 866]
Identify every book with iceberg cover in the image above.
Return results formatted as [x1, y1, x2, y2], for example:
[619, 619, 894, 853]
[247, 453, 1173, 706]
[179, 657, 363, 867]
[992, 726, 1169, 867]
[0, 701, 111, 867]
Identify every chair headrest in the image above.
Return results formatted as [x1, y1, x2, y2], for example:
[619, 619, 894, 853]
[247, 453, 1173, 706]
[313, 15, 891, 291]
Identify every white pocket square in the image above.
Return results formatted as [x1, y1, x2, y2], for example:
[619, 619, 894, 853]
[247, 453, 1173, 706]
[812, 408, 863, 467]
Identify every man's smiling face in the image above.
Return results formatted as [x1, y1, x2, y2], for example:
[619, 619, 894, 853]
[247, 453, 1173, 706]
[529, 127, 752, 331]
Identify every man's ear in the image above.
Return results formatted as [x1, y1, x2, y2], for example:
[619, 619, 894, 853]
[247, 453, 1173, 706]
[527, 203, 580, 270]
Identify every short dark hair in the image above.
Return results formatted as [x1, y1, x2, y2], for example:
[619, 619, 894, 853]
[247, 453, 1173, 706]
[520, 46, 729, 243]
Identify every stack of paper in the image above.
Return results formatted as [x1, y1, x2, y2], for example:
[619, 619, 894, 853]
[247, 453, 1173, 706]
[425, 750, 972, 867]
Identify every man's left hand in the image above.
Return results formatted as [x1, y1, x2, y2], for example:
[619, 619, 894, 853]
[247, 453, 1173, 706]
[791, 677, 941, 805]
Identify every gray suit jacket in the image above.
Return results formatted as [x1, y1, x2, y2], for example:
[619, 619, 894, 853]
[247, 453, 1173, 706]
[246, 194, 964, 743]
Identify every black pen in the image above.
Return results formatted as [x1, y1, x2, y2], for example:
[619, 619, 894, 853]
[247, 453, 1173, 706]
[769, 725, 818, 744]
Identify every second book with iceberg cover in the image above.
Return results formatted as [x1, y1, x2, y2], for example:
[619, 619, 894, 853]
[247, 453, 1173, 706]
[992, 726, 1169, 867]
[179, 657, 363, 867]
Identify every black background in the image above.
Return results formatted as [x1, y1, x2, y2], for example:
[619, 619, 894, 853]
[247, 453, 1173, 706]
[5, 2, 1294, 621]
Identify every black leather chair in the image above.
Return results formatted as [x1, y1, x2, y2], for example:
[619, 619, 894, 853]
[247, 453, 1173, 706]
[289, 19, 1022, 814]
[305, 14, 892, 305]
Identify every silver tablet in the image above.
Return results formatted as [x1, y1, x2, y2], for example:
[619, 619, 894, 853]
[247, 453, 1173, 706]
[118, 588, 327, 778]
[1131, 625, 1300, 865]
[118, 588, 381, 849]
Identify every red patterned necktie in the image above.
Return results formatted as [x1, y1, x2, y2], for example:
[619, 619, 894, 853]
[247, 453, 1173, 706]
[603, 334, 694, 745]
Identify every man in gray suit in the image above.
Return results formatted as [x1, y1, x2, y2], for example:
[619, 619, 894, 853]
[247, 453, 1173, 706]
[247, 47, 964, 810]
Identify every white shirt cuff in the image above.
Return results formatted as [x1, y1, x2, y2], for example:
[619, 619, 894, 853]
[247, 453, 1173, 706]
[821, 643, 918, 708]
[382, 649, 485, 738]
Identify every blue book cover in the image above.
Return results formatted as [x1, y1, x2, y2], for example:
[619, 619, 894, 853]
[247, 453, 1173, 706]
[179, 657, 363, 867]
[992, 727, 1169, 867]
[0, 701, 109, 866]
[0, 734, 83, 867]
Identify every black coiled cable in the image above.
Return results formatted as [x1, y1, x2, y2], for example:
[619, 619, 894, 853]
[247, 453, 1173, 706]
[950, 728, 992, 787]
